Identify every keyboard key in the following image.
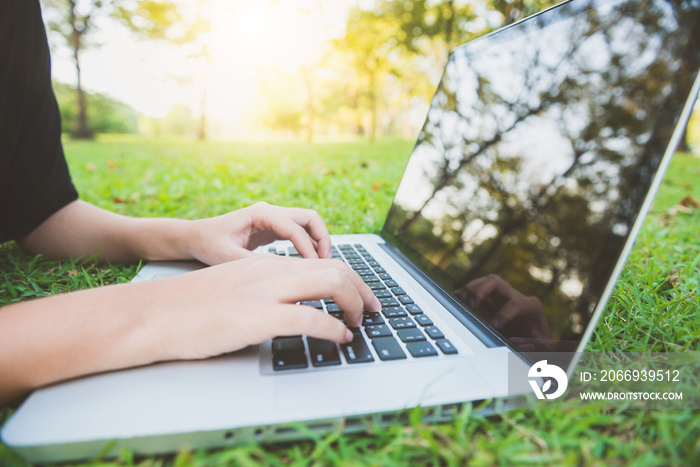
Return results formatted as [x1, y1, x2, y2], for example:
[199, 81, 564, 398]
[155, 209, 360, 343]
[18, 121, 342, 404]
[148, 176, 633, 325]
[378, 272, 392, 280]
[381, 306, 407, 318]
[273, 351, 308, 370]
[326, 303, 342, 312]
[268, 247, 277, 253]
[358, 269, 375, 276]
[370, 282, 387, 290]
[365, 324, 392, 338]
[379, 297, 399, 307]
[389, 316, 416, 329]
[385, 280, 399, 288]
[373, 289, 392, 298]
[398, 295, 415, 305]
[372, 337, 407, 361]
[414, 314, 433, 326]
[405, 304, 424, 315]
[308, 338, 342, 367]
[323, 297, 335, 304]
[391, 287, 406, 296]
[396, 328, 426, 342]
[435, 339, 458, 355]
[300, 300, 323, 309]
[362, 274, 380, 283]
[328, 312, 344, 321]
[341, 335, 374, 364]
[425, 326, 445, 339]
[374, 267, 386, 274]
[272, 337, 305, 353]
[362, 313, 385, 325]
[368, 261, 380, 268]
[352, 264, 370, 271]
[406, 341, 438, 358]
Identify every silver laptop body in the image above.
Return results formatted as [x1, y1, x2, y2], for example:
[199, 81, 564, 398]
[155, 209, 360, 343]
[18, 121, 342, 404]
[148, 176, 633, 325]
[3, 0, 699, 462]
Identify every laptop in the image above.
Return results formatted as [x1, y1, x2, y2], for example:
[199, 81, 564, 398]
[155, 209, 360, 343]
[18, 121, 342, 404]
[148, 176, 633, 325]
[3, 0, 699, 462]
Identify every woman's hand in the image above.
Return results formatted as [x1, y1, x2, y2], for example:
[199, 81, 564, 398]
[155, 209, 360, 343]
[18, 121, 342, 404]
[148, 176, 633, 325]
[183, 202, 332, 265]
[455, 273, 551, 340]
[18, 201, 331, 266]
[148, 255, 379, 360]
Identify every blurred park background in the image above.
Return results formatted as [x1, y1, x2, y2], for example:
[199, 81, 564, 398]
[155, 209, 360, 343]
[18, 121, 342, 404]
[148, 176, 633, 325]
[1, 2, 697, 464]
[41, 0, 699, 147]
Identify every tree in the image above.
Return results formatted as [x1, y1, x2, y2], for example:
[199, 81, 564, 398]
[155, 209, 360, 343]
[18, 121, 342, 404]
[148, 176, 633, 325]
[53, 81, 139, 134]
[254, 68, 305, 139]
[41, 0, 184, 139]
[334, 7, 398, 141]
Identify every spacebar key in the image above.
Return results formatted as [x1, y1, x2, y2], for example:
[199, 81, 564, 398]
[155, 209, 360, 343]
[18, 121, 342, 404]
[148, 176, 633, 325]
[341, 334, 375, 363]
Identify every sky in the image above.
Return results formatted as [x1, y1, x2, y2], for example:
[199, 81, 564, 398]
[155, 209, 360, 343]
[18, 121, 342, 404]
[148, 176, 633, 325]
[45, 0, 359, 123]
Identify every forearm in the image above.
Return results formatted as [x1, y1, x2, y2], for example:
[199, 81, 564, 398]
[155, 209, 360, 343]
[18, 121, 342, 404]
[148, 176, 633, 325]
[0, 256, 378, 406]
[0, 281, 168, 405]
[18, 200, 197, 263]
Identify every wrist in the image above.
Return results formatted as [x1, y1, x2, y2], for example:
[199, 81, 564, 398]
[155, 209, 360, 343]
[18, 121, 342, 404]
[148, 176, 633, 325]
[130, 217, 198, 262]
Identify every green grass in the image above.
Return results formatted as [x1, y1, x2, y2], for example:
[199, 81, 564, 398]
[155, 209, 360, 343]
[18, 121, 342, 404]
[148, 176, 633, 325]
[1, 137, 699, 466]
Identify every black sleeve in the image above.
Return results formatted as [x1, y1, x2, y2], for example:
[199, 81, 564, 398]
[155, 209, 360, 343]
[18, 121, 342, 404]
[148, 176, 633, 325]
[0, 0, 79, 243]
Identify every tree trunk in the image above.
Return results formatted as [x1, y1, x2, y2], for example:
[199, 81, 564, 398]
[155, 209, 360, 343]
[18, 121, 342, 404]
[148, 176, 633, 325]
[302, 66, 314, 143]
[369, 70, 377, 142]
[198, 82, 207, 141]
[677, 124, 691, 152]
[70, 5, 92, 139]
[445, 0, 455, 48]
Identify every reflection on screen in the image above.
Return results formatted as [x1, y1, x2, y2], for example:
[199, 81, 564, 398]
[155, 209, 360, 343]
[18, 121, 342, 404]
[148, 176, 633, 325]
[382, 0, 700, 354]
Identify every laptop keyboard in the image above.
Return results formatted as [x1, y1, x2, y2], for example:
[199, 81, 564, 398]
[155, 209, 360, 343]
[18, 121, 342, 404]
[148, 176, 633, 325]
[266, 243, 458, 371]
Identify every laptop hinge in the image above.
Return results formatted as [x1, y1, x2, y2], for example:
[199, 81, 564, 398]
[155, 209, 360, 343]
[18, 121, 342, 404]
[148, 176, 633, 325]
[378, 242, 506, 349]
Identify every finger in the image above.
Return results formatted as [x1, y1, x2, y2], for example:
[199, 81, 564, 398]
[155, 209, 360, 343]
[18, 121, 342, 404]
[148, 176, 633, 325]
[269, 305, 353, 343]
[275, 260, 380, 327]
[257, 214, 320, 259]
[468, 274, 513, 300]
[288, 208, 332, 259]
[490, 300, 523, 329]
[489, 296, 539, 329]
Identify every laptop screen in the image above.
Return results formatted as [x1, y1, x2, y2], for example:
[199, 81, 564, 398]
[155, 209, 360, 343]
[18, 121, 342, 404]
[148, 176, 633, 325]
[382, 0, 700, 355]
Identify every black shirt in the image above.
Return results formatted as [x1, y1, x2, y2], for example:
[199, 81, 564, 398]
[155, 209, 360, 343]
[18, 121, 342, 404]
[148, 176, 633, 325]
[0, 0, 79, 243]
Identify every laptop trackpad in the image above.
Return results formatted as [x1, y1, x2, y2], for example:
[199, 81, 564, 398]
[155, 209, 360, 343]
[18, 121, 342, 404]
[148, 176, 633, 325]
[272, 358, 494, 415]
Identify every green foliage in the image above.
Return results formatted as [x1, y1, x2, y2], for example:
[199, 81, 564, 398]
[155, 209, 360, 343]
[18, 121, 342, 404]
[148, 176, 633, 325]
[41, 0, 188, 139]
[42, 0, 185, 46]
[113, 0, 185, 42]
[1, 139, 699, 466]
[323, 0, 564, 140]
[53, 82, 139, 135]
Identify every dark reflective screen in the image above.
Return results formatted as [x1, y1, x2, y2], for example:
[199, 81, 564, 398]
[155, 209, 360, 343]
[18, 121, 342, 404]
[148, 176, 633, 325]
[382, 0, 700, 354]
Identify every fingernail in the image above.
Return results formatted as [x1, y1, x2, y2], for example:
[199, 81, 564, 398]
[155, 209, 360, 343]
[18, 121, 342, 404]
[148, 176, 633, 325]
[345, 329, 354, 342]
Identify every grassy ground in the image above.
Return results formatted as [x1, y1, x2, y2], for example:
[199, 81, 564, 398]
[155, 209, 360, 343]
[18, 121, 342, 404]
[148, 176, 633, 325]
[1, 136, 699, 466]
